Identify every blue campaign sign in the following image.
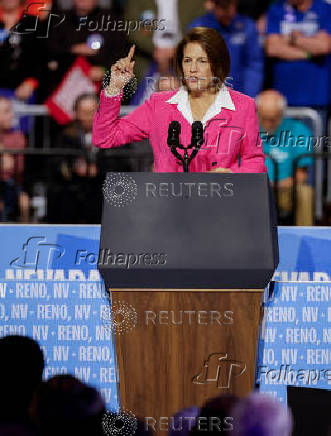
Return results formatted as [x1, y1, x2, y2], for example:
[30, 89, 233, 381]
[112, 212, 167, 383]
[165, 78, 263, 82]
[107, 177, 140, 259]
[259, 226, 331, 402]
[275, 227, 331, 281]
[0, 225, 330, 407]
[0, 225, 119, 412]
[258, 281, 330, 403]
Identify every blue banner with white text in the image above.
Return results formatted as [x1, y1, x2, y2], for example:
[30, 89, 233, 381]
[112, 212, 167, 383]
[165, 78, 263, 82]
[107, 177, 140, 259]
[0, 225, 330, 408]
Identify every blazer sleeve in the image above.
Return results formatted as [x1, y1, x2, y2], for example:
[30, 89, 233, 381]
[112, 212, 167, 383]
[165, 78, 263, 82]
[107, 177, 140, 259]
[92, 89, 154, 148]
[230, 98, 267, 173]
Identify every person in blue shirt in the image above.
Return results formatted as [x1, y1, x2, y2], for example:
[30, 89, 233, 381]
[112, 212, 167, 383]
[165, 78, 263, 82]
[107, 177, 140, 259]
[257, 89, 315, 225]
[265, 0, 331, 109]
[188, 0, 264, 97]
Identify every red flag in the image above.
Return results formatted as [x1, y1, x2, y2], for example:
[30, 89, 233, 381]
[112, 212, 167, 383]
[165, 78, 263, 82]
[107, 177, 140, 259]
[45, 57, 97, 124]
[24, 1, 51, 16]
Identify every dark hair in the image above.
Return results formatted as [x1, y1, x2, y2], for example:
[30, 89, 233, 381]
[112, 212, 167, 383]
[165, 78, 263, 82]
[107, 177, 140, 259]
[190, 394, 239, 435]
[212, 0, 237, 7]
[232, 392, 293, 436]
[175, 27, 231, 89]
[31, 374, 105, 436]
[0, 335, 44, 420]
[0, 96, 11, 105]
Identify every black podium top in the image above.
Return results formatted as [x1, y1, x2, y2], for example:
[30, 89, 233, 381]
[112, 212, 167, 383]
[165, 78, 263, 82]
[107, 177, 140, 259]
[98, 172, 278, 289]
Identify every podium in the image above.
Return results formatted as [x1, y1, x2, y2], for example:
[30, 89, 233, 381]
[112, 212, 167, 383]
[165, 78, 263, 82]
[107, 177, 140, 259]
[98, 172, 278, 433]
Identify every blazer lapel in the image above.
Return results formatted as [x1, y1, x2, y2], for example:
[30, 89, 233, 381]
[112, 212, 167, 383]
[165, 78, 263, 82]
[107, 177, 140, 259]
[204, 109, 233, 131]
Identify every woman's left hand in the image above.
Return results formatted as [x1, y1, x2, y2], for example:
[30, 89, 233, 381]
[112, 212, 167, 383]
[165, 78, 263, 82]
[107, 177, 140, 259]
[209, 167, 232, 173]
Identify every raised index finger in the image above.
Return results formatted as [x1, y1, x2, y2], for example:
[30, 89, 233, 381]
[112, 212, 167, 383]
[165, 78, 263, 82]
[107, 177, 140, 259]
[127, 44, 135, 61]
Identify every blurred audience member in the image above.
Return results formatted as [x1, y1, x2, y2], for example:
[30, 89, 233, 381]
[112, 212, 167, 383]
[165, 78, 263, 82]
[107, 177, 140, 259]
[188, 0, 264, 97]
[0, 335, 44, 429]
[265, 0, 331, 131]
[190, 394, 239, 435]
[62, 91, 132, 171]
[59, 93, 99, 150]
[30, 374, 105, 436]
[0, 96, 29, 221]
[205, 0, 215, 12]
[151, 0, 205, 75]
[0, 422, 37, 436]
[57, 92, 99, 184]
[124, 0, 206, 104]
[168, 406, 200, 436]
[257, 89, 315, 225]
[237, 0, 275, 20]
[47, 0, 130, 95]
[0, 0, 38, 101]
[48, 93, 132, 224]
[0, 0, 24, 31]
[47, 93, 101, 223]
[17, 0, 62, 105]
[1, 0, 85, 105]
[0, 0, 57, 143]
[232, 392, 293, 436]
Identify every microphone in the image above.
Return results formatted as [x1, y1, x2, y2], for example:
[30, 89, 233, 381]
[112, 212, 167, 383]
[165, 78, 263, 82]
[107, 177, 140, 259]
[167, 121, 181, 147]
[166, 120, 203, 172]
[191, 121, 204, 147]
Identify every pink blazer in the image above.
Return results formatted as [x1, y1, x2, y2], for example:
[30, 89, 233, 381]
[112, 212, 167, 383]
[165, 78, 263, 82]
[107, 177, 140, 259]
[92, 87, 266, 173]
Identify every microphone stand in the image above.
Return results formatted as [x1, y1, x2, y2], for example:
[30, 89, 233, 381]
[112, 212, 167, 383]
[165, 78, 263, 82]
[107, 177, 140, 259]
[168, 122, 204, 173]
[174, 141, 203, 172]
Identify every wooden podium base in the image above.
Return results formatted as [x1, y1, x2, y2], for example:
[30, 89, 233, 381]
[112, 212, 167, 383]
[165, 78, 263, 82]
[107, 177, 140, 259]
[110, 289, 264, 434]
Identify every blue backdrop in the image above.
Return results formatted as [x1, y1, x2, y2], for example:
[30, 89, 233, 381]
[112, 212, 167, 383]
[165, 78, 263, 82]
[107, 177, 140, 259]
[0, 225, 330, 409]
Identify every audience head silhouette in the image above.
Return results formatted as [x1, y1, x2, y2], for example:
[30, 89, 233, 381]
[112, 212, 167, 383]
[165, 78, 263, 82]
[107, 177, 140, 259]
[190, 394, 239, 435]
[0, 335, 44, 422]
[232, 392, 293, 436]
[168, 406, 200, 436]
[31, 374, 106, 436]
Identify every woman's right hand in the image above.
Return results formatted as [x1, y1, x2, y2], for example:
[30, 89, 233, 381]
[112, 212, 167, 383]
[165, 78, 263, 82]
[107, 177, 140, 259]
[106, 45, 135, 95]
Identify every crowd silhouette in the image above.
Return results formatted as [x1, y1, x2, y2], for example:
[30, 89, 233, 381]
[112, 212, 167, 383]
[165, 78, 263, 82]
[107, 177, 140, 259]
[0, 335, 293, 436]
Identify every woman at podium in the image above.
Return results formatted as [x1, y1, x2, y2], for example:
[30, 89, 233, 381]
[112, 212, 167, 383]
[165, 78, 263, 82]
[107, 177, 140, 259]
[92, 27, 266, 173]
